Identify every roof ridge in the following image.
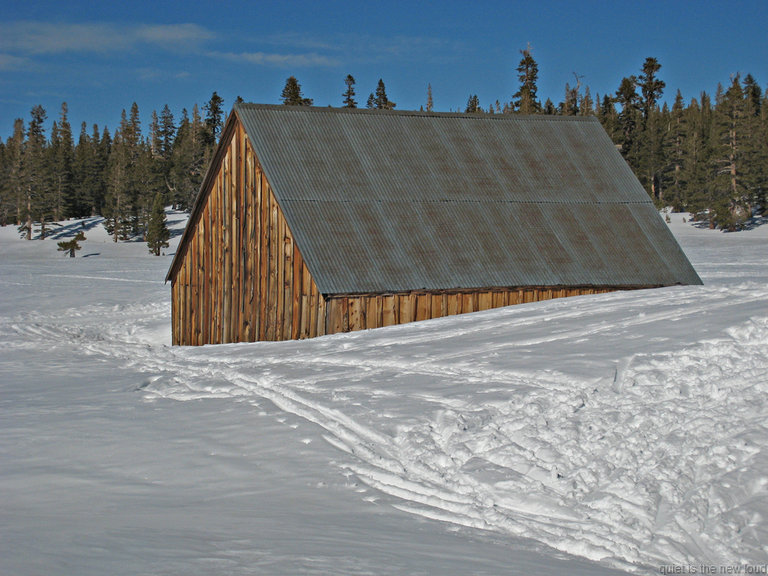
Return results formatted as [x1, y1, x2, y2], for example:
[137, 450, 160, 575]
[233, 101, 599, 123]
[281, 198, 653, 205]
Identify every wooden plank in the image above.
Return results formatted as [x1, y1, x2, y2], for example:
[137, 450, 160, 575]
[183, 260, 191, 345]
[282, 227, 293, 341]
[325, 298, 339, 335]
[245, 147, 256, 342]
[291, 244, 302, 339]
[207, 196, 215, 344]
[259, 173, 270, 340]
[171, 281, 179, 345]
[301, 261, 311, 338]
[400, 293, 415, 324]
[348, 297, 363, 331]
[308, 276, 318, 338]
[381, 295, 395, 327]
[430, 294, 445, 319]
[177, 262, 183, 345]
[256, 166, 266, 340]
[176, 264, 183, 345]
[446, 293, 459, 316]
[462, 293, 474, 314]
[478, 292, 492, 311]
[416, 293, 431, 321]
[200, 203, 208, 344]
[237, 126, 249, 342]
[229, 134, 241, 342]
[265, 195, 277, 340]
[317, 291, 327, 337]
[250, 151, 259, 340]
[274, 204, 285, 340]
[189, 214, 196, 345]
[366, 297, 380, 330]
[211, 175, 220, 343]
[221, 157, 232, 343]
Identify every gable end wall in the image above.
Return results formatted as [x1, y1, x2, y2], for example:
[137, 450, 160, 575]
[171, 118, 326, 345]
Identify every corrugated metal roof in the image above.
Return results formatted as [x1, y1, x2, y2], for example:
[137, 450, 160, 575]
[226, 103, 701, 294]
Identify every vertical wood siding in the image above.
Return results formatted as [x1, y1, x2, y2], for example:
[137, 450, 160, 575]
[171, 120, 324, 345]
[321, 287, 614, 335]
[170, 119, 618, 346]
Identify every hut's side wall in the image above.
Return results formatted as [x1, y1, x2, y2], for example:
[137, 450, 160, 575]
[323, 287, 615, 334]
[171, 120, 325, 345]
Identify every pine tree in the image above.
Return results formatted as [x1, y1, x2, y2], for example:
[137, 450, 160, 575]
[615, 76, 640, 163]
[204, 91, 225, 145]
[104, 115, 128, 241]
[281, 77, 313, 106]
[0, 140, 6, 224]
[23, 105, 49, 239]
[134, 143, 164, 238]
[2, 119, 25, 228]
[149, 110, 161, 158]
[743, 74, 762, 117]
[168, 106, 207, 210]
[426, 84, 434, 112]
[94, 126, 111, 215]
[740, 74, 765, 211]
[579, 86, 594, 116]
[667, 90, 688, 210]
[684, 94, 717, 224]
[57, 230, 85, 258]
[156, 104, 177, 198]
[597, 94, 619, 143]
[465, 94, 480, 113]
[561, 81, 580, 116]
[146, 192, 170, 255]
[104, 105, 145, 241]
[710, 75, 750, 229]
[512, 45, 540, 114]
[50, 103, 75, 219]
[72, 121, 104, 218]
[159, 105, 176, 162]
[635, 58, 667, 201]
[638, 58, 665, 124]
[368, 79, 395, 110]
[342, 75, 357, 108]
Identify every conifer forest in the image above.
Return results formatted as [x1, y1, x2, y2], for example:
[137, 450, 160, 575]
[1, 53, 766, 241]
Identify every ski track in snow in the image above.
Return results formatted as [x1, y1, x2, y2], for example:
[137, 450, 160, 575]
[3, 274, 768, 573]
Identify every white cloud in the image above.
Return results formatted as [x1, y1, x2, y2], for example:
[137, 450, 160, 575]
[134, 24, 214, 47]
[257, 31, 464, 65]
[212, 51, 340, 68]
[0, 53, 29, 71]
[0, 21, 214, 55]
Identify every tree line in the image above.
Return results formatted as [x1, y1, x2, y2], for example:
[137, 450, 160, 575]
[0, 93, 225, 243]
[1, 49, 766, 241]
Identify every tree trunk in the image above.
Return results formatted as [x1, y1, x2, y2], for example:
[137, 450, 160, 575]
[25, 197, 32, 240]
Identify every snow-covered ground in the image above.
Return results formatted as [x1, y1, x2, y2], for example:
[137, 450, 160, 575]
[1, 212, 766, 575]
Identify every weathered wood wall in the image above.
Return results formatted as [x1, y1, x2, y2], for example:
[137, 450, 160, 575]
[322, 287, 613, 335]
[170, 117, 617, 346]
[171, 119, 325, 346]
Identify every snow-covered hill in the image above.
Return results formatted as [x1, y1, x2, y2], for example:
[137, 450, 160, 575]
[1, 213, 766, 575]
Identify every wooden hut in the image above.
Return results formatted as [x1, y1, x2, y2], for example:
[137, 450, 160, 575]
[166, 103, 701, 345]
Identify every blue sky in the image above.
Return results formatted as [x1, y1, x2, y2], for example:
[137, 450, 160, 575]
[1, 0, 767, 138]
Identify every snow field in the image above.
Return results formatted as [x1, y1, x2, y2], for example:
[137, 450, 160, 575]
[1, 213, 767, 574]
